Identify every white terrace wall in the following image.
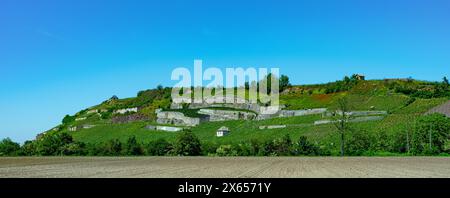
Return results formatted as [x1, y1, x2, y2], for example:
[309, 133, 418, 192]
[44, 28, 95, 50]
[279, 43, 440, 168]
[156, 111, 205, 126]
[325, 110, 387, 117]
[314, 115, 385, 125]
[198, 109, 256, 122]
[146, 125, 183, 132]
[279, 108, 327, 117]
[115, 107, 138, 114]
[189, 103, 262, 113]
[171, 96, 263, 113]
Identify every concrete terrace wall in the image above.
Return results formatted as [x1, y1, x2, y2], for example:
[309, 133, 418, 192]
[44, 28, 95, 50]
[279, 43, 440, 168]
[156, 111, 206, 126]
[325, 110, 387, 117]
[189, 103, 262, 113]
[115, 107, 138, 114]
[279, 108, 327, 117]
[171, 95, 263, 113]
[146, 125, 183, 132]
[314, 115, 385, 125]
[198, 109, 256, 121]
[171, 102, 331, 121]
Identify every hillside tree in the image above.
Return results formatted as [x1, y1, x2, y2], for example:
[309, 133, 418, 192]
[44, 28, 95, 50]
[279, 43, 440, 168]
[104, 139, 122, 155]
[279, 75, 291, 92]
[173, 130, 202, 156]
[411, 113, 450, 154]
[124, 136, 143, 155]
[146, 138, 172, 156]
[332, 97, 353, 156]
[0, 138, 21, 156]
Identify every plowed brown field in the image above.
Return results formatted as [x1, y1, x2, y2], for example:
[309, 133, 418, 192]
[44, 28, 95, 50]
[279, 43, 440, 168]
[0, 157, 449, 178]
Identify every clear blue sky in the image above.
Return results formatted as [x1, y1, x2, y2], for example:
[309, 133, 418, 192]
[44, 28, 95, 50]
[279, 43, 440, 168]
[1, 0, 449, 143]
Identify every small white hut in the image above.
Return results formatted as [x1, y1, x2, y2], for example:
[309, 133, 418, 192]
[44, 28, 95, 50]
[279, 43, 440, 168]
[216, 126, 230, 137]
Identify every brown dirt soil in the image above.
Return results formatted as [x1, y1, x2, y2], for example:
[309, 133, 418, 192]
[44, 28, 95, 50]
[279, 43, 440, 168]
[312, 94, 332, 102]
[0, 157, 449, 178]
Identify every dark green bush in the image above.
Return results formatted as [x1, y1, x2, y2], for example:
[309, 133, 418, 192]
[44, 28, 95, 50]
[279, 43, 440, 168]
[173, 130, 202, 156]
[411, 113, 450, 154]
[146, 138, 172, 156]
[324, 75, 360, 94]
[124, 136, 143, 155]
[37, 132, 74, 155]
[273, 134, 293, 156]
[19, 140, 38, 156]
[62, 115, 76, 125]
[0, 138, 21, 156]
[103, 139, 123, 155]
[216, 145, 238, 156]
[201, 141, 219, 156]
[60, 142, 86, 156]
[346, 129, 373, 156]
[295, 136, 320, 156]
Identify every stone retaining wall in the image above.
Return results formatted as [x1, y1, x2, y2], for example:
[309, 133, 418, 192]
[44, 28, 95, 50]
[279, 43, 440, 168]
[156, 111, 207, 126]
[146, 125, 183, 132]
[314, 115, 385, 125]
[198, 109, 256, 121]
[279, 108, 327, 117]
[325, 110, 387, 117]
[115, 107, 138, 114]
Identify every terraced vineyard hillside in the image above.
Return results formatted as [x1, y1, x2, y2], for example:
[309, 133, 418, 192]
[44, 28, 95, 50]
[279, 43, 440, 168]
[36, 76, 449, 156]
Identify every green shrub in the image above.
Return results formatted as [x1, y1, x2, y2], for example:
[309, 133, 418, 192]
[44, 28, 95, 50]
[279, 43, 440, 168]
[346, 129, 373, 156]
[272, 134, 293, 156]
[146, 138, 172, 156]
[233, 142, 258, 156]
[216, 145, 238, 156]
[411, 113, 450, 154]
[173, 130, 202, 156]
[0, 138, 21, 156]
[37, 132, 74, 155]
[279, 75, 291, 92]
[19, 140, 38, 156]
[324, 75, 360, 94]
[388, 130, 410, 153]
[371, 130, 393, 152]
[84, 143, 105, 156]
[124, 136, 143, 155]
[260, 140, 274, 156]
[60, 142, 86, 156]
[62, 115, 76, 125]
[295, 136, 319, 156]
[103, 139, 123, 155]
[201, 142, 219, 156]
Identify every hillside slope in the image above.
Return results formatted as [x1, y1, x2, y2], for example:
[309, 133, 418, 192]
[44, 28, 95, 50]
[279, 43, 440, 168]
[41, 77, 448, 156]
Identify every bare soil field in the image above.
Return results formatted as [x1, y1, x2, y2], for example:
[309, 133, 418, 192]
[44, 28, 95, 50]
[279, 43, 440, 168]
[0, 157, 449, 178]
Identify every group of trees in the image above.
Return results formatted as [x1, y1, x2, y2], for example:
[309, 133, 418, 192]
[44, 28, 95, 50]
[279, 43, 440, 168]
[324, 74, 362, 94]
[0, 138, 20, 156]
[0, 130, 323, 157]
[340, 113, 450, 156]
[410, 113, 450, 154]
[330, 96, 449, 156]
[212, 134, 323, 157]
[1, 133, 84, 156]
[135, 85, 172, 107]
[0, 130, 203, 157]
[391, 77, 450, 99]
[243, 74, 291, 93]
